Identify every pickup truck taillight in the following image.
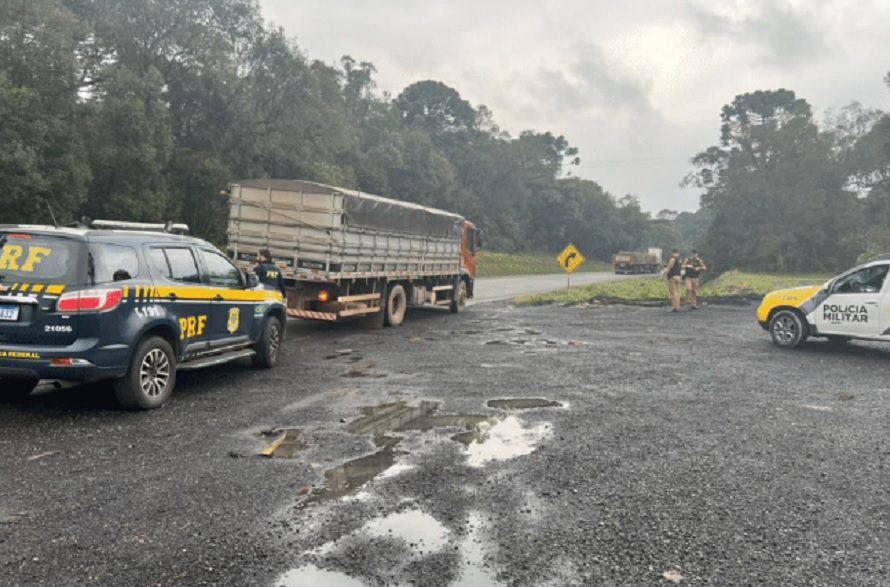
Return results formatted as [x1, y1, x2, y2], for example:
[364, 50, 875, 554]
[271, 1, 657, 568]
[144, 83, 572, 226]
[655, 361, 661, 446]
[57, 288, 123, 313]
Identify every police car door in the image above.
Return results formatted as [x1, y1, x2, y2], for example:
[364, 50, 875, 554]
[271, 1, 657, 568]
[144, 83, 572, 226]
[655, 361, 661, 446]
[147, 246, 213, 355]
[813, 265, 889, 338]
[196, 248, 252, 348]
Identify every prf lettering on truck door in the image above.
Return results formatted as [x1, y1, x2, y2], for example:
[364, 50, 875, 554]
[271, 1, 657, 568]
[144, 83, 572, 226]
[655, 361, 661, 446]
[179, 315, 208, 340]
[0, 246, 52, 272]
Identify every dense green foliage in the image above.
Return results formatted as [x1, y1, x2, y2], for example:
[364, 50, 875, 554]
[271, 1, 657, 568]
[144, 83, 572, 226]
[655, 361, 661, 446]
[0, 0, 665, 257]
[517, 271, 830, 306]
[685, 89, 890, 274]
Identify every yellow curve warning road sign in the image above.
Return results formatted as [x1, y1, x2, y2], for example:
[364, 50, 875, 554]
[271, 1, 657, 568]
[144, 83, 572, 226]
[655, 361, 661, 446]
[557, 244, 585, 274]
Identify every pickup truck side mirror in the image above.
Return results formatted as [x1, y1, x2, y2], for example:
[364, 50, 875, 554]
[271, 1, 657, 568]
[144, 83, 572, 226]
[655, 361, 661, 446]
[245, 271, 259, 289]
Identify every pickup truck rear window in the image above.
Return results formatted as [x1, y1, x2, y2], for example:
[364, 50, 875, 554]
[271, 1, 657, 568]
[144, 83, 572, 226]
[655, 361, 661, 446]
[0, 233, 85, 286]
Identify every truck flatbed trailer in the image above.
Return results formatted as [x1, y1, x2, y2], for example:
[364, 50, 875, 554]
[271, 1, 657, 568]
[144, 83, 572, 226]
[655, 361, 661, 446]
[226, 180, 479, 327]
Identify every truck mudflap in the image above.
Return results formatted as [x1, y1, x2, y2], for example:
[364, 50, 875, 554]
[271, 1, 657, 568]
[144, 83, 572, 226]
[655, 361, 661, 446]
[286, 309, 337, 321]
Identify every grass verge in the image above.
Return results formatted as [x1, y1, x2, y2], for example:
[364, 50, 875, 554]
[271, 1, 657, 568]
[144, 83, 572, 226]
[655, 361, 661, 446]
[477, 251, 611, 278]
[516, 270, 830, 306]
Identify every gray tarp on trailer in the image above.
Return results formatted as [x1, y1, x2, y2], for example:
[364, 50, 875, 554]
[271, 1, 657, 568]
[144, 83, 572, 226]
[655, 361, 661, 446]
[233, 179, 463, 239]
[228, 179, 464, 280]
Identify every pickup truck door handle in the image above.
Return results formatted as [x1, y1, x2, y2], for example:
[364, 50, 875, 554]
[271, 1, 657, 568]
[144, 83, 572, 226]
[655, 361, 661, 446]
[167, 292, 177, 301]
[213, 294, 224, 302]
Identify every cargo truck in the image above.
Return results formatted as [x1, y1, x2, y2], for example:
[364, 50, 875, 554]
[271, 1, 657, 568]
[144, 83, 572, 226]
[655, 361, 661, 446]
[612, 248, 662, 274]
[225, 180, 479, 327]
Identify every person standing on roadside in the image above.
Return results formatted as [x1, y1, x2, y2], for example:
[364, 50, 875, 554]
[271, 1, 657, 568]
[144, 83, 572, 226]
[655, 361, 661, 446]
[254, 248, 286, 299]
[662, 248, 683, 312]
[682, 249, 707, 310]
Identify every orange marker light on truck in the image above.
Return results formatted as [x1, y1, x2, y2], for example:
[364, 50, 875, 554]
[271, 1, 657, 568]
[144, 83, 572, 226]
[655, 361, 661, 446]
[317, 290, 329, 303]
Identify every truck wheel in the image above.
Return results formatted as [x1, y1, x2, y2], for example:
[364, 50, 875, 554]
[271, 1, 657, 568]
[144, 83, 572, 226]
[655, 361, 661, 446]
[252, 316, 283, 368]
[450, 280, 467, 313]
[114, 336, 176, 410]
[385, 284, 407, 327]
[769, 309, 808, 349]
[1, 378, 39, 402]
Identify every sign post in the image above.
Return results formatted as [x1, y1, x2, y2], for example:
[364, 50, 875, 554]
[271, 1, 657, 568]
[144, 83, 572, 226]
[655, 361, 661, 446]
[556, 244, 586, 288]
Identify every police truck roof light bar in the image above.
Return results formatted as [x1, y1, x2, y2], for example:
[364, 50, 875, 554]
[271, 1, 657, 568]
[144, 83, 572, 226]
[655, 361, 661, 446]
[90, 220, 190, 235]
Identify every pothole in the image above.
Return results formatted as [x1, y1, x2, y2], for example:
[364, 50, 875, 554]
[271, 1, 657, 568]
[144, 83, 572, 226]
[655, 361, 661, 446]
[487, 398, 562, 410]
[278, 564, 364, 587]
[457, 416, 553, 467]
[258, 429, 307, 458]
[291, 400, 555, 506]
[302, 436, 403, 506]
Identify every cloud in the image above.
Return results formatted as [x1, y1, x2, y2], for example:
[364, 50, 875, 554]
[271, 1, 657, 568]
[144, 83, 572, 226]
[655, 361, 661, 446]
[689, 2, 832, 68]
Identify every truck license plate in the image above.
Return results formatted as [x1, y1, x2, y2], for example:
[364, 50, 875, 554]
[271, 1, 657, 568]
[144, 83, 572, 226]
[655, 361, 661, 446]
[0, 305, 20, 321]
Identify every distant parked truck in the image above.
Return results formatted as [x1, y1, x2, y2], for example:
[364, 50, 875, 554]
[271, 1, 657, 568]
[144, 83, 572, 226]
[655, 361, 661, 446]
[226, 180, 480, 327]
[612, 248, 663, 274]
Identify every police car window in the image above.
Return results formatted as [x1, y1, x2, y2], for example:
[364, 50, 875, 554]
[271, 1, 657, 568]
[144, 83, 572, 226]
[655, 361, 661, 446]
[199, 249, 242, 288]
[148, 248, 171, 279]
[90, 244, 139, 283]
[163, 248, 201, 283]
[833, 266, 889, 294]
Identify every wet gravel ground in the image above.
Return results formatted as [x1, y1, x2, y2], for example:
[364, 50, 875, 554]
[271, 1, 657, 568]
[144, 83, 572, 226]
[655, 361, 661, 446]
[3, 302, 890, 586]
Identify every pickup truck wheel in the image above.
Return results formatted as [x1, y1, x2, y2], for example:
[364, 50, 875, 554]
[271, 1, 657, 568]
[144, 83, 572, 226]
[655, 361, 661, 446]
[252, 316, 283, 368]
[450, 280, 467, 313]
[769, 309, 808, 349]
[385, 284, 407, 327]
[114, 336, 176, 410]
[1, 378, 39, 401]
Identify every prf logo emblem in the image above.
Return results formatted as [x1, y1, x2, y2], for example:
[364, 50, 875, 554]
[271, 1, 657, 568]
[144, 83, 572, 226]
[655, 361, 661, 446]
[227, 308, 240, 334]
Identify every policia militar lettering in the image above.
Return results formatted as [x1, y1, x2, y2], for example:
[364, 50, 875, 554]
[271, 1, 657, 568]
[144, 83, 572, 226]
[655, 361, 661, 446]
[0, 220, 285, 410]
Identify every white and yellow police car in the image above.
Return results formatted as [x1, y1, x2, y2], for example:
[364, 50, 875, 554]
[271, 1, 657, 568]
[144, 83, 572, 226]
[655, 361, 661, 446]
[757, 259, 890, 348]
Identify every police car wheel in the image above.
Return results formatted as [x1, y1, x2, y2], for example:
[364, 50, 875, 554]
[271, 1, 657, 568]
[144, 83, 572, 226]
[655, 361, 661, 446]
[384, 284, 407, 327]
[252, 317, 282, 369]
[450, 280, 467, 313]
[769, 310, 808, 348]
[114, 336, 176, 410]
[1, 378, 39, 401]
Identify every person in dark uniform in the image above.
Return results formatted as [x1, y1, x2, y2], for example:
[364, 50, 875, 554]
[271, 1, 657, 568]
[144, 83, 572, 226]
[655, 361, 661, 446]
[254, 248, 286, 299]
[682, 249, 707, 310]
[663, 248, 683, 312]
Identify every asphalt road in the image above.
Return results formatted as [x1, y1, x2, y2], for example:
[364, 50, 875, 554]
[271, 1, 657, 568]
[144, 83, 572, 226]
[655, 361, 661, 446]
[4, 301, 890, 586]
[471, 271, 639, 304]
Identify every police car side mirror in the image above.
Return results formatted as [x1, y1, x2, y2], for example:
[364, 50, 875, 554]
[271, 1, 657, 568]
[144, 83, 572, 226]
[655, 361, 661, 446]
[246, 271, 259, 289]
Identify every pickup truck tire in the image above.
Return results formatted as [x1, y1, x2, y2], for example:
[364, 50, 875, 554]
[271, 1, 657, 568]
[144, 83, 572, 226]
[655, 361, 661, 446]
[769, 309, 808, 349]
[1, 378, 39, 401]
[450, 280, 467, 313]
[385, 284, 407, 327]
[252, 316, 283, 368]
[114, 336, 176, 410]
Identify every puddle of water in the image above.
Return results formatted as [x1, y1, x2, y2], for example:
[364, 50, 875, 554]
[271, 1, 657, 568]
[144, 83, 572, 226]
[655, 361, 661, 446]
[454, 512, 503, 586]
[363, 509, 451, 553]
[258, 429, 306, 458]
[348, 401, 440, 435]
[277, 564, 364, 587]
[460, 416, 552, 467]
[303, 436, 403, 506]
[401, 414, 494, 432]
[487, 398, 561, 410]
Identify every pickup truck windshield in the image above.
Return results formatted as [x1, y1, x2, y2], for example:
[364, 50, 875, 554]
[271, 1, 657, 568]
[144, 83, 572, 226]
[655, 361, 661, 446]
[0, 233, 86, 286]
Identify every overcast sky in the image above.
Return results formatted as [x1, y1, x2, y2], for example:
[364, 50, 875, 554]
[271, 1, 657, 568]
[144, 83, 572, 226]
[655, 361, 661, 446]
[259, 0, 890, 213]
